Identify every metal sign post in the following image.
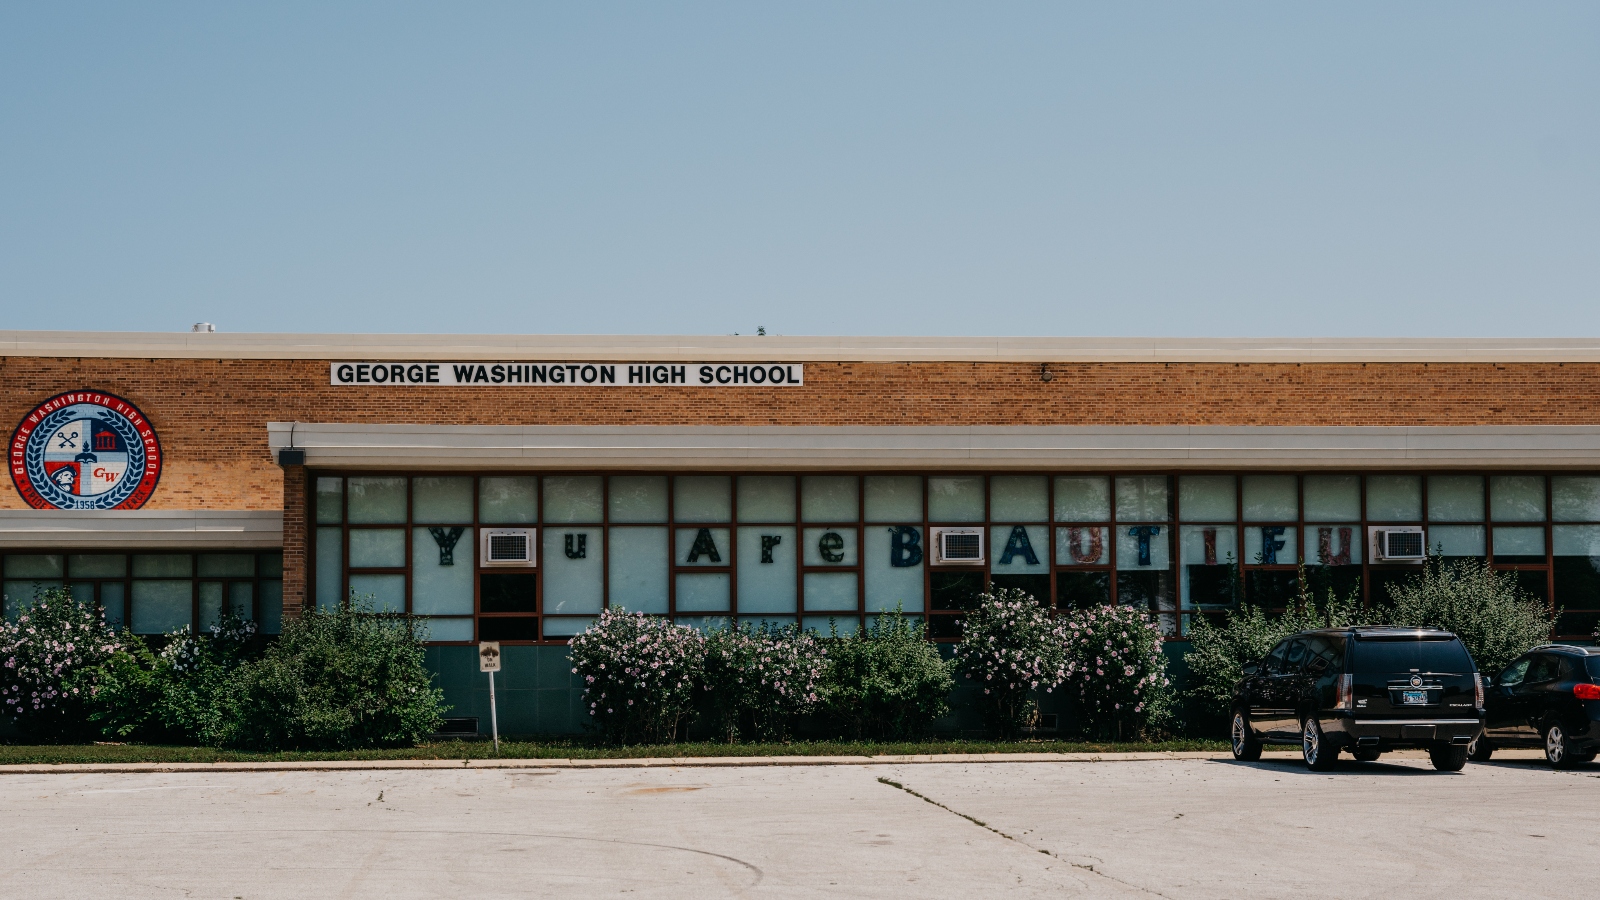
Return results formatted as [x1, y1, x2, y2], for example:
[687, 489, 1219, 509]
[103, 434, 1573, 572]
[479, 642, 501, 754]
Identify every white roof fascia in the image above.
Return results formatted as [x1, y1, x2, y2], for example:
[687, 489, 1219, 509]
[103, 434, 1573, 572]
[0, 510, 282, 549]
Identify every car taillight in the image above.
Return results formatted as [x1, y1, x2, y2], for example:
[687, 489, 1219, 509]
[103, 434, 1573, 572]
[1574, 682, 1600, 701]
[1336, 674, 1353, 711]
[1475, 673, 1485, 709]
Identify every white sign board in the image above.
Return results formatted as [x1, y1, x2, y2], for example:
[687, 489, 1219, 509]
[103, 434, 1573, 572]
[479, 641, 502, 673]
[331, 362, 804, 387]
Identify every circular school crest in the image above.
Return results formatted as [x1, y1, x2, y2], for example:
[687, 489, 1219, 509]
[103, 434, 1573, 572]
[9, 391, 162, 510]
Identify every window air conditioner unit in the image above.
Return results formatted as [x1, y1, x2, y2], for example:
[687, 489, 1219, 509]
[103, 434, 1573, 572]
[1369, 526, 1426, 563]
[931, 528, 985, 565]
[480, 528, 537, 566]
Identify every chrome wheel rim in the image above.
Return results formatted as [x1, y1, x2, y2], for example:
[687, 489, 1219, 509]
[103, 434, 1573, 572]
[1232, 714, 1247, 754]
[1548, 726, 1565, 763]
[1303, 720, 1319, 764]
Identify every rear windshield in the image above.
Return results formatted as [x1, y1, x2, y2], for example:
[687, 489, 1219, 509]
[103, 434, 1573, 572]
[1353, 637, 1473, 674]
[1586, 657, 1600, 681]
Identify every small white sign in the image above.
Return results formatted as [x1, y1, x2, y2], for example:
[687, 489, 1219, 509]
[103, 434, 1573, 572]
[479, 642, 502, 673]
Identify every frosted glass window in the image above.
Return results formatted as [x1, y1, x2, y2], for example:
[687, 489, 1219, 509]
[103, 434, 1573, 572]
[199, 582, 224, 630]
[674, 475, 732, 523]
[1056, 526, 1110, 566]
[1242, 475, 1297, 522]
[676, 528, 731, 566]
[990, 475, 1047, 522]
[101, 581, 126, 630]
[315, 527, 342, 610]
[1115, 476, 1169, 522]
[348, 574, 405, 613]
[1367, 475, 1422, 521]
[231, 583, 255, 622]
[1244, 526, 1297, 566]
[134, 554, 191, 577]
[412, 476, 473, 523]
[1303, 475, 1360, 522]
[1116, 525, 1170, 570]
[1054, 476, 1110, 522]
[1494, 527, 1546, 558]
[260, 553, 283, 577]
[70, 582, 95, 605]
[347, 476, 407, 524]
[675, 615, 730, 633]
[608, 475, 668, 523]
[422, 618, 475, 642]
[1430, 525, 1485, 557]
[199, 554, 254, 577]
[5, 555, 64, 578]
[807, 615, 861, 636]
[1428, 476, 1484, 522]
[675, 572, 731, 612]
[543, 475, 603, 524]
[412, 527, 474, 615]
[803, 572, 857, 612]
[1490, 476, 1546, 522]
[801, 475, 858, 522]
[316, 477, 343, 524]
[68, 554, 125, 578]
[1552, 477, 1600, 522]
[479, 476, 537, 524]
[928, 476, 984, 522]
[803, 527, 858, 566]
[737, 475, 796, 523]
[864, 525, 924, 612]
[4, 582, 62, 619]
[1303, 525, 1362, 566]
[349, 529, 405, 568]
[542, 527, 603, 614]
[608, 527, 668, 614]
[864, 475, 922, 522]
[259, 580, 282, 634]
[990, 525, 1048, 573]
[736, 526, 796, 613]
[1554, 525, 1600, 557]
[1180, 525, 1237, 608]
[1179, 475, 1236, 522]
[541, 617, 595, 638]
[131, 580, 191, 634]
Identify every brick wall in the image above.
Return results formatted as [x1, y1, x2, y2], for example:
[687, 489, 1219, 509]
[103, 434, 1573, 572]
[6, 355, 1600, 511]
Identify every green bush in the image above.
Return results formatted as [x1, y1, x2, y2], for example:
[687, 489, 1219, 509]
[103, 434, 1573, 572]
[569, 608, 705, 745]
[953, 589, 1071, 739]
[0, 587, 122, 741]
[87, 617, 264, 743]
[701, 622, 825, 743]
[215, 602, 445, 750]
[1378, 555, 1554, 675]
[817, 608, 954, 740]
[1061, 604, 1173, 740]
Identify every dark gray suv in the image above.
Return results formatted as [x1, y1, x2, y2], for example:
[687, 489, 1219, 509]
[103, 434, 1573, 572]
[1231, 627, 1485, 771]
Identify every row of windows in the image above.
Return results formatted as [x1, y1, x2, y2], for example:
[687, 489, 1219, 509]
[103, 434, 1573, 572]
[1, 553, 285, 635]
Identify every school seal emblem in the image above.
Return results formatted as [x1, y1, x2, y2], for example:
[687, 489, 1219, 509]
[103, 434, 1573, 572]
[9, 391, 162, 510]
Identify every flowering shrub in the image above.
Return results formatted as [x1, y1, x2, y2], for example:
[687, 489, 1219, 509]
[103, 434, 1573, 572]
[1061, 604, 1172, 740]
[819, 607, 954, 740]
[88, 615, 264, 743]
[953, 589, 1071, 738]
[702, 622, 826, 742]
[569, 609, 706, 745]
[0, 587, 122, 741]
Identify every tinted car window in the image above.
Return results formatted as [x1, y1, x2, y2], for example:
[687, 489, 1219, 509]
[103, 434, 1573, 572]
[1264, 641, 1289, 675]
[1586, 657, 1600, 681]
[1501, 657, 1530, 687]
[1303, 636, 1344, 675]
[1284, 640, 1308, 673]
[1353, 637, 1473, 674]
[1525, 654, 1561, 684]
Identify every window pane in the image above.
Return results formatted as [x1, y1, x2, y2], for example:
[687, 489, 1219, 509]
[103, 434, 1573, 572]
[1054, 476, 1110, 522]
[1181, 525, 1237, 608]
[864, 475, 922, 522]
[1428, 475, 1484, 522]
[805, 614, 860, 636]
[349, 529, 405, 568]
[1490, 475, 1546, 522]
[801, 475, 858, 522]
[5, 555, 64, 578]
[542, 527, 604, 614]
[227, 582, 253, 625]
[412, 527, 474, 615]
[412, 476, 473, 523]
[990, 525, 1048, 573]
[199, 582, 224, 629]
[1552, 525, 1600, 557]
[675, 615, 730, 633]
[674, 475, 732, 523]
[259, 580, 282, 634]
[1056, 571, 1110, 610]
[315, 477, 343, 525]
[541, 617, 595, 638]
[1303, 475, 1360, 522]
[1115, 476, 1169, 522]
[989, 475, 1047, 522]
[1554, 526, 1600, 614]
[347, 476, 407, 524]
[1116, 525, 1170, 570]
[67, 554, 125, 578]
[928, 476, 984, 522]
[1430, 525, 1486, 557]
[101, 581, 126, 630]
[348, 574, 405, 613]
[608, 527, 668, 614]
[3, 581, 62, 619]
[479, 617, 539, 641]
[259, 553, 284, 577]
[543, 475, 603, 524]
[864, 525, 924, 612]
[1056, 526, 1109, 566]
[1242, 475, 1297, 522]
[737, 475, 796, 523]
[1493, 526, 1546, 558]
[479, 476, 537, 524]
[134, 554, 191, 577]
[803, 571, 857, 612]
[198, 554, 255, 578]
[1244, 526, 1297, 566]
[675, 528, 730, 566]
[1179, 475, 1235, 522]
[736, 526, 796, 613]
[1302, 525, 1363, 565]
[130, 580, 191, 634]
[676, 572, 731, 612]
[608, 475, 667, 523]
[1367, 475, 1422, 521]
[1552, 476, 1600, 522]
[315, 527, 343, 610]
[423, 617, 475, 642]
[803, 527, 858, 566]
[480, 573, 537, 612]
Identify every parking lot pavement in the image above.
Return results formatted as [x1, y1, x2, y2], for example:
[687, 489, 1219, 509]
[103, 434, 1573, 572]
[0, 756, 1593, 900]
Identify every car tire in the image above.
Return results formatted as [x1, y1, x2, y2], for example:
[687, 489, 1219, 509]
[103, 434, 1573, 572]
[1302, 717, 1338, 771]
[1352, 748, 1381, 762]
[1429, 744, 1469, 772]
[1545, 723, 1578, 769]
[1467, 734, 1493, 762]
[1231, 709, 1262, 762]
[1574, 751, 1597, 765]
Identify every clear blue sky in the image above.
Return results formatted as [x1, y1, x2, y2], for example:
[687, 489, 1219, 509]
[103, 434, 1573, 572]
[2, 3, 1595, 337]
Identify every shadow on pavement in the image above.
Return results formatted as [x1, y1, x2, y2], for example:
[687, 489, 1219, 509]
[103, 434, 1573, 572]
[1211, 757, 1446, 776]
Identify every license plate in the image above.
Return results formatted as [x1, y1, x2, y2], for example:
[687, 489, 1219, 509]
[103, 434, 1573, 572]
[1401, 690, 1428, 705]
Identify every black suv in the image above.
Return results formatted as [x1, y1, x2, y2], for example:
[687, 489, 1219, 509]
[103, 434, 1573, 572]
[1472, 644, 1600, 768]
[1230, 627, 1484, 771]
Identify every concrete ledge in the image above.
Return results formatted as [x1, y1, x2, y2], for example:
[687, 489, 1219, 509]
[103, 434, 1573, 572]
[0, 509, 283, 549]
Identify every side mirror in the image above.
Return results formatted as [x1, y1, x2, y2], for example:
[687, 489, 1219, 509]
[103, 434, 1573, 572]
[1241, 663, 1259, 677]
